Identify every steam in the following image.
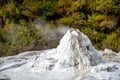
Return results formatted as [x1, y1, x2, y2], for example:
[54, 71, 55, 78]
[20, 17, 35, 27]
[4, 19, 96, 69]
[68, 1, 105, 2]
[34, 18, 70, 41]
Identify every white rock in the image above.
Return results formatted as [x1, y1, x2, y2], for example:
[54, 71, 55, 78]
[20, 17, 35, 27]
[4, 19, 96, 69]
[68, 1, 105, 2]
[0, 29, 120, 80]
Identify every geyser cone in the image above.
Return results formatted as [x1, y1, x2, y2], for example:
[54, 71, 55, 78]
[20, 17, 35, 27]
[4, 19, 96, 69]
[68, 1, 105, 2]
[54, 29, 103, 71]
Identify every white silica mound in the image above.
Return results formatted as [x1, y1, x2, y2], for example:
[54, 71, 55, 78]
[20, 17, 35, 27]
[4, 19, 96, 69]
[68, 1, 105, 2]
[54, 29, 103, 71]
[0, 29, 120, 80]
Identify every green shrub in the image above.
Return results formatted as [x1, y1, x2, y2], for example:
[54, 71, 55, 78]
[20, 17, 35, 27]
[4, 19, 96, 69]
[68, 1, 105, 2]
[0, 0, 120, 56]
[102, 28, 120, 52]
[37, 1, 54, 20]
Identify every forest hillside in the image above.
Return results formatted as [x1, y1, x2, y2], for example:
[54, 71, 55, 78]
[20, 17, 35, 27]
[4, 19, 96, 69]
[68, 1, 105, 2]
[0, 0, 120, 56]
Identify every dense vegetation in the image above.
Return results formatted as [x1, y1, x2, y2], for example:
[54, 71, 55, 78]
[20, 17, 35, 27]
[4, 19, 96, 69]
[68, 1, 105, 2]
[0, 0, 120, 56]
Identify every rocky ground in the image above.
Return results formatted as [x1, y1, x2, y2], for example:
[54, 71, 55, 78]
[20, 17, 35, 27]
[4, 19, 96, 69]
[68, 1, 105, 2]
[99, 49, 120, 63]
[0, 29, 120, 80]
